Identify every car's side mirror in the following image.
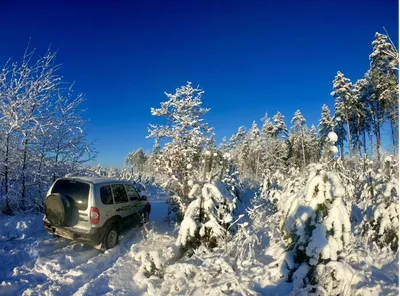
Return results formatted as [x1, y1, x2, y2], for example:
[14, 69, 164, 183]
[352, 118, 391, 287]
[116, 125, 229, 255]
[141, 195, 147, 200]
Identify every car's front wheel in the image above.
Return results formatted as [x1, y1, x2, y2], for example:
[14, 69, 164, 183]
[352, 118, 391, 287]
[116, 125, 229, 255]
[102, 225, 119, 250]
[139, 210, 150, 225]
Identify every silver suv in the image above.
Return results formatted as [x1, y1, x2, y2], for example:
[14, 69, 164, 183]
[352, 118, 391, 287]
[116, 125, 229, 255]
[43, 176, 151, 250]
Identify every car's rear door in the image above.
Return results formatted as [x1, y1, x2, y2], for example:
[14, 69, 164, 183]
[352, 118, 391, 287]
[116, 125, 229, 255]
[50, 179, 92, 233]
[111, 184, 132, 222]
[97, 184, 116, 227]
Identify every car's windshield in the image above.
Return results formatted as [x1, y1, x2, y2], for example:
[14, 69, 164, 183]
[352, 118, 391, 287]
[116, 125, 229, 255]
[51, 179, 90, 211]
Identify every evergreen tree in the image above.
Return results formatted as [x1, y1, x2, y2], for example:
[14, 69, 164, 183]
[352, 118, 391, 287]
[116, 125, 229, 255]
[308, 125, 319, 163]
[148, 82, 213, 219]
[272, 112, 289, 139]
[262, 114, 276, 138]
[235, 126, 247, 145]
[318, 104, 334, 152]
[290, 110, 307, 169]
[333, 114, 346, 158]
[352, 78, 372, 156]
[249, 121, 264, 179]
[125, 148, 148, 173]
[281, 133, 351, 293]
[331, 71, 354, 157]
[370, 32, 399, 155]
[145, 138, 161, 175]
[261, 113, 288, 175]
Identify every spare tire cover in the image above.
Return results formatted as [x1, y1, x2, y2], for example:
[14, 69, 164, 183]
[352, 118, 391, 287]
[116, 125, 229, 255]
[45, 194, 68, 226]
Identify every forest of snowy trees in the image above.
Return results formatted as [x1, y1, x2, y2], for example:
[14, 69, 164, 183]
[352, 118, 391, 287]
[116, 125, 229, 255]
[0, 48, 96, 214]
[122, 32, 399, 293]
[0, 32, 398, 294]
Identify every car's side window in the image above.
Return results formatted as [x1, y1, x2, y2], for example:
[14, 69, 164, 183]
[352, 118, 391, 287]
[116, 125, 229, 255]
[100, 185, 114, 205]
[111, 184, 129, 203]
[125, 184, 140, 201]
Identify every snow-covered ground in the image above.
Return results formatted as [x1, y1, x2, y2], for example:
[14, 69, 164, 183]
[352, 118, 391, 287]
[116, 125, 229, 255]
[0, 192, 398, 295]
[0, 197, 171, 296]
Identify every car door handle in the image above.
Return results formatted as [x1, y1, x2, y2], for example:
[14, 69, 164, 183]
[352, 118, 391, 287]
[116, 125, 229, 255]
[116, 208, 122, 212]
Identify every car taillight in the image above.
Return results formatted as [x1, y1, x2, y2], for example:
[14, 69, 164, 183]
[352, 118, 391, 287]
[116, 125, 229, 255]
[90, 207, 100, 224]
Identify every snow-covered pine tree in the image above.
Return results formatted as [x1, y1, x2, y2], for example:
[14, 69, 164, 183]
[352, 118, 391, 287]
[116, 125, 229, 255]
[125, 148, 148, 173]
[248, 121, 265, 180]
[272, 111, 289, 140]
[333, 107, 346, 158]
[229, 126, 247, 171]
[331, 71, 354, 158]
[145, 138, 161, 177]
[261, 114, 276, 138]
[176, 162, 239, 252]
[362, 156, 399, 251]
[308, 125, 319, 164]
[261, 113, 289, 175]
[290, 110, 308, 169]
[232, 126, 246, 149]
[370, 32, 399, 154]
[237, 137, 250, 176]
[219, 136, 229, 152]
[281, 132, 353, 293]
[318, 104, 334, 153]
[147, 82, 213, 220]
[259, 168, 285, 213]
[353, 75, 374, 157]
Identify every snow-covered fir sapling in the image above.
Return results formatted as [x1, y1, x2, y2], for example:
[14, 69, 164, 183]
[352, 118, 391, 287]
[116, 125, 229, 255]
[362, 156, 399, 251]
[176, 152, 239, 254]
[281, 132, 353, 293]
[175, 180, 237, 253]
[220, 152, 242, 204]
[258, 169, 285, 213]
[359, 158, 377, 205]
[282, 166, 304, 196]
[135, 250, 165, 278]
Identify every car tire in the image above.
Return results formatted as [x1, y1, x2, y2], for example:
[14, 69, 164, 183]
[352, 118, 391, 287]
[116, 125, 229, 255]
[102, 224, 119, 250]
[45, 193, 71, 227]
[140, 210, 150, 225]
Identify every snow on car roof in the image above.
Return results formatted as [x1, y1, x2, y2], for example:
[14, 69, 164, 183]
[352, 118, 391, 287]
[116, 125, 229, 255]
[59, 176, 133, 185]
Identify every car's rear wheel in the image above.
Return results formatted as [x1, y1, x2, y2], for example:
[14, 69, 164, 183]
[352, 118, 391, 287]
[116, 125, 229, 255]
[102, 225, 119, 250]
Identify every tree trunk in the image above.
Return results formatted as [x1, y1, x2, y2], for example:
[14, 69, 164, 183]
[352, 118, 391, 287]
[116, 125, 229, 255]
[37, 137, 48, 212]
[300, 131, 306, 169]
[4, 133, 10, 213]
[37, 154, 44, 211]
[390, 118, 397, 155]
[376, 122, 381, 161]
[369, 172, 374, 199]
[344, 113, 353, 158]
[373, 103, 382, 161]
[21, 138, 28, 211]
[53, 150, 59, 182]
[363, 131, 367, 158]
[356, 118, 361, 157]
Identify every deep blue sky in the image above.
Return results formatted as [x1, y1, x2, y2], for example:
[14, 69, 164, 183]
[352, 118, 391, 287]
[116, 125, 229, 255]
[0, 0, 398, 167]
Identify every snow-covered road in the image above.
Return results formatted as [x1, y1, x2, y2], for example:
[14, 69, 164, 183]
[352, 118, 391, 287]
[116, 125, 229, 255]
[0, 198, 172, 296]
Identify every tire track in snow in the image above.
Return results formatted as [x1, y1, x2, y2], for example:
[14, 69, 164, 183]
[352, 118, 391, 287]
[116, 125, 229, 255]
[21, 228, 143, 296]
[0, 196, 169, 296]
[73, 247, 142, 296]
[74, 231, 176, 296]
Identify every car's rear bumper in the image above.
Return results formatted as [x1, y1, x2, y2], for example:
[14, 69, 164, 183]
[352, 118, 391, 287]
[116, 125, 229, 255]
[44, 220, 105, 245]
